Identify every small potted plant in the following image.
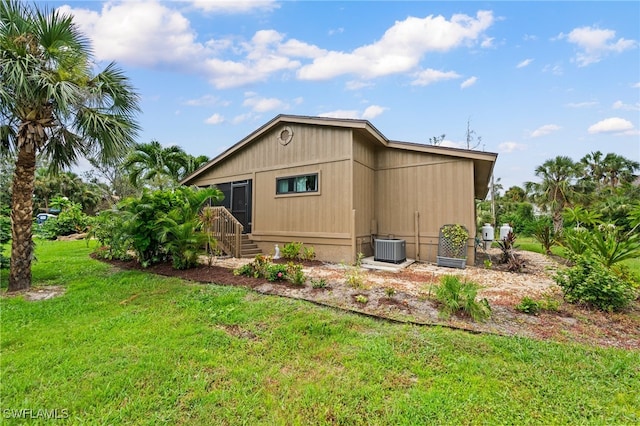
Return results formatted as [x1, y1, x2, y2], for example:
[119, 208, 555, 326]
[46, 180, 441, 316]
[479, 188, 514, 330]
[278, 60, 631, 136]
[437, 224, 469, 269]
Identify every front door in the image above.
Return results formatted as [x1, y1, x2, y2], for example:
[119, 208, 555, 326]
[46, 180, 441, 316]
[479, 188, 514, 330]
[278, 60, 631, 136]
[231, 180, 252, 233]
[213, 180, 253, 233]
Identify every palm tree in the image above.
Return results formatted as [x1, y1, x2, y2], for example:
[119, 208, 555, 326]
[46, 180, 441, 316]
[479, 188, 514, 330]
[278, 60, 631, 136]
[601, 153, 639, 189]
[579, 151, 606, 188]
[182, 154, 210, 180]
[124, 140, 188, 190]
[1, 1, 140, 291]
[524, 156, 580, 233]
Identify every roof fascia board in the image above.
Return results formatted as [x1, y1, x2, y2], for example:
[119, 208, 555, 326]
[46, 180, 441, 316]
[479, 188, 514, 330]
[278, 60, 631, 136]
[387, 140, 497, 162]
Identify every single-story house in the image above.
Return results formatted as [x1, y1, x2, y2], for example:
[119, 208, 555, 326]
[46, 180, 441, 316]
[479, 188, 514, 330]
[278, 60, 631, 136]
[181, 114, 497, 265]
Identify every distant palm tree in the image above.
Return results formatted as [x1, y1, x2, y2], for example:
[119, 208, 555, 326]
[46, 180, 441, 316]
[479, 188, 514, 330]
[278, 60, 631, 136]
[1, 1, 140, 291]
[182, 154, 210, 179]
[601, 153, 639, 189]
[579, 151, 639, 191]
[124, 140, 188, 190]
[525, 156, 580, 233]
[579, 151, 606, 187]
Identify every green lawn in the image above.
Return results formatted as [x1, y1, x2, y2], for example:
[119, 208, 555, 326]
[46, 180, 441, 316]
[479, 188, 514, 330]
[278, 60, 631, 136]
[1, 240, 639, 425]
[516, 236, 640, 275]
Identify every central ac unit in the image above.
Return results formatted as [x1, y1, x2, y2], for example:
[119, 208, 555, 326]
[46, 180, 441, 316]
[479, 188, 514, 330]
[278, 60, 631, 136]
[374, 239, 406, 264]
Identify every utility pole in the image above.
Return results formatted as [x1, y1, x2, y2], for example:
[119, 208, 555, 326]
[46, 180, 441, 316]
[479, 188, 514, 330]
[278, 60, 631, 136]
[491, 174, 496, 227]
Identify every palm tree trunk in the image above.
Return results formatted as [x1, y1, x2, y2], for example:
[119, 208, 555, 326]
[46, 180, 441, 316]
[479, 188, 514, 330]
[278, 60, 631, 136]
[552, 210, 563, 234]
[9, 145, 37, 292]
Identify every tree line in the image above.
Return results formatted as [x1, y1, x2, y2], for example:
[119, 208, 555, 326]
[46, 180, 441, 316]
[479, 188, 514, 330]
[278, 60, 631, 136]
[479, 152, 639, 236]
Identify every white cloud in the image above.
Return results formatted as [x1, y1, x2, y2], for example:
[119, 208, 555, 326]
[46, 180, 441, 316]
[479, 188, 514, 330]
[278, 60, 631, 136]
[440, 140, 466, 149]
[59, 2, 205, 67]
[530, 124, 561, 138]
[612, 100, 640, 111]
[498, 142, 527, 153]
[480, 37, 494, 48]
[328, 28, 344, 36]
[633, 82, 640, 88]
[298, 10, 494, 80]
[190, 0, 279, 14]
[61, 3, 320, 89]
[318, 105, 387, 120]
[460, 76, 477, 89]
[232, 113, 252, 124]
[205, 113, 225, 124]
[542, 64, 563, 75]
[243, 94, 287, 112]
[559, 26, 637, 67]
[516, 58, 533, 68]
[412, 69, 461, 86]
[587, 117, 635, 134]
[361, 105, 387, 119]
[565, 101, 598, 108]
[319, 110, 360, 119]
[61, 4, 495, 90]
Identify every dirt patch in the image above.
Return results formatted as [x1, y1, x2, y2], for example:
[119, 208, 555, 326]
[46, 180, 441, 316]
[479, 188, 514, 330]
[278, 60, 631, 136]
[3, 285, 67, 301]
[99, 251, 639, 350]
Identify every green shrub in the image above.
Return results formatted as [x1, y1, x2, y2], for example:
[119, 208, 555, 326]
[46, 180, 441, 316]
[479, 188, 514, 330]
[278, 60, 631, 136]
[282, 242, 302, 260]
[34, 202, 91, 240]
[91, 186, 223, 268]
[88, 209, 132, 261]
[589, 224, 640, 268]
[286, 263, 306, 285]
[434, 275, 491, 322]
[310, 278, 328, 289]
[554, 255, 637, 312]
[234, 254, 271, 278]
[515, 297, 541, 315]
[0, 250, 8, 269]
[531, 217, 560, 255]
[355, 294, 368, 304]
[0, 213, 11, 244]
[301, 246, 316, 261]
[265, 263, 289, 282]
[515, 294, 561, 315]
[233, 263, 257, 278]
[560, 227, 591, 256]
[233, 255, 304, 284]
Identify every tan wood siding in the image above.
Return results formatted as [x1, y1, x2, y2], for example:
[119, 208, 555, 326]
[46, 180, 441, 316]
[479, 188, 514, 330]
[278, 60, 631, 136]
[253, 161, 351, 235]
[375, 150, 476, 263]
[352, 135, 376, 257]
[191, 124, 352, 184]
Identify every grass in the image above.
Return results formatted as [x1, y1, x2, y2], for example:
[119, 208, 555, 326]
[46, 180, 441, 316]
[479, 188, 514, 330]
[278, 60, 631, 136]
[1, 240, 639, 425]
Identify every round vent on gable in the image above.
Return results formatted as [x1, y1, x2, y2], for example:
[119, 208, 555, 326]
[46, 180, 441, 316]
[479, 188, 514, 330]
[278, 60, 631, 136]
[277, 126, 294, 146]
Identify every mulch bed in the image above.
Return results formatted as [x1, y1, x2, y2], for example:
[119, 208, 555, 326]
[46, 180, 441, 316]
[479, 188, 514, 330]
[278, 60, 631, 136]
[94, 254, 640, 350]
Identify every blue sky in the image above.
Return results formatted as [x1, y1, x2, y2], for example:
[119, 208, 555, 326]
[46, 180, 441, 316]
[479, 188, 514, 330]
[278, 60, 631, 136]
[41, 1, 639, 193]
